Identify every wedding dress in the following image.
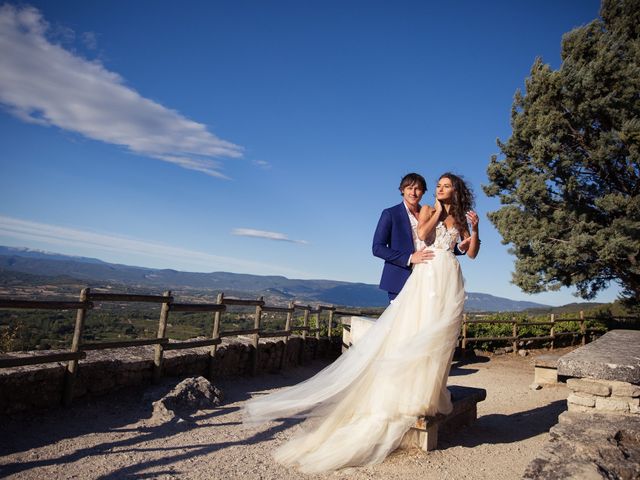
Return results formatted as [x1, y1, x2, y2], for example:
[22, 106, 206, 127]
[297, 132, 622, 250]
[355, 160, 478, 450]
[243, 221, 466, 473]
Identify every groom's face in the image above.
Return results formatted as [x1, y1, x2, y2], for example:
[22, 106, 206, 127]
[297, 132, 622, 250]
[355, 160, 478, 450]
[401, 182, 424, 208]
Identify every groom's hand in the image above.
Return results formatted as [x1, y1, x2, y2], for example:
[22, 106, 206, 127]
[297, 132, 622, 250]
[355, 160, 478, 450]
[410, 247, 434, 264]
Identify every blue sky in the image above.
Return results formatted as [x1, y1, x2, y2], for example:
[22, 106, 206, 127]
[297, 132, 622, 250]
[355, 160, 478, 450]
[0, 0, 619, 306]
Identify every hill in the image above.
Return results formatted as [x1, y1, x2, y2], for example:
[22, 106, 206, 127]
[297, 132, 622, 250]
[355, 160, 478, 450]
[0, 246, 555, 311]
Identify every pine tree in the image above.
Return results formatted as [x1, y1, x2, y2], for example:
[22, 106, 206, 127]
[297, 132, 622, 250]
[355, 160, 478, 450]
[484, 0, 640, 304]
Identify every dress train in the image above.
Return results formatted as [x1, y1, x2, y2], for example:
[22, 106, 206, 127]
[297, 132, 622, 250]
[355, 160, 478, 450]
[243, 246, 465, 473]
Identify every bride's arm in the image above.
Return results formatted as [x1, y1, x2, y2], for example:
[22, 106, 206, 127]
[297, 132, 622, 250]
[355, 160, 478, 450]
[462, 211, 480, 259]
[418, 204, 439, 241]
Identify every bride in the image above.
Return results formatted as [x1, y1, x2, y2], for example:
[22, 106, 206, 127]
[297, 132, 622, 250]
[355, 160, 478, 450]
[243, 173, 481, 473]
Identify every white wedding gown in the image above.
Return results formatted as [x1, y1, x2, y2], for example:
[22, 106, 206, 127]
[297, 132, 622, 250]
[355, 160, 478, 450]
[243, 221, 466, 473]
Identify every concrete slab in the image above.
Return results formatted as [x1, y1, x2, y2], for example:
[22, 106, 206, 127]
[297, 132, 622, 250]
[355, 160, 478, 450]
[557, 330, 640, 384]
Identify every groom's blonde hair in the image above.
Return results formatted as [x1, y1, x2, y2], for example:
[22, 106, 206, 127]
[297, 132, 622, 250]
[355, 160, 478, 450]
[399, 173, 426, 194]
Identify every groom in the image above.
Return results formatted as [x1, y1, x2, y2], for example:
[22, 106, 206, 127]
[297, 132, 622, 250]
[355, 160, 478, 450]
[372, 173, 435, 302]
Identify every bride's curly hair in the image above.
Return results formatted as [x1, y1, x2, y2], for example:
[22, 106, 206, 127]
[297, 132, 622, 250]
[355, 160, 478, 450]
[438, 173, 475, 233]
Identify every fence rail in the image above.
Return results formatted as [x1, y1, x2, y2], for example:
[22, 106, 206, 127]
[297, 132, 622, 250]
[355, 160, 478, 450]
[458, 312, 616, 351]
[0, 288, 346, 405]
[1, 288, 632, 406]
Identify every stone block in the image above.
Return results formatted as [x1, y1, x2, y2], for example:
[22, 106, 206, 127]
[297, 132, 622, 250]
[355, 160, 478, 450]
[534, 366, 558, 384]
[534, 354, 562, 368]
[611, 381, 640, 398]
[568, 403, 596, 413]
[630, 403, 640, 414]
[567, 378, 611, 396]
[595, 397, 630, 413]
[568, 393, 596, 408]
[401, 386, 485, 452]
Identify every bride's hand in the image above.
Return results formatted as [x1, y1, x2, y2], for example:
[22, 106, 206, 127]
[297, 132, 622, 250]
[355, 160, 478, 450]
[466, 210, 479, 232]
[433, 199, 443, 215]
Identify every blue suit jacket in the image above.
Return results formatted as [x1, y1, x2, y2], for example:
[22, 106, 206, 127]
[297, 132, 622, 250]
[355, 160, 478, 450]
[372, 202, 414, 295]
[372, 202, 465, 295]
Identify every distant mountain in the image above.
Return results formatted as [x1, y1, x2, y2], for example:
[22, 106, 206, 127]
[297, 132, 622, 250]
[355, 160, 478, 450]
[0, 246, 552, 311]
[523, 302, 606, 315]
[0, 246, 107, 264]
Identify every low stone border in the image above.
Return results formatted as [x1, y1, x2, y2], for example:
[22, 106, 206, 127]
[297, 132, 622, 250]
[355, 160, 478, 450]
[0, 336, 338, 414]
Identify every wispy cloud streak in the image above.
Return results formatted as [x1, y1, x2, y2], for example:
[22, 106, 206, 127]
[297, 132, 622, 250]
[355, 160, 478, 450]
[0, 215, 306, 276]
[232, 228, 308, 245]
[0, 4, 242, 178]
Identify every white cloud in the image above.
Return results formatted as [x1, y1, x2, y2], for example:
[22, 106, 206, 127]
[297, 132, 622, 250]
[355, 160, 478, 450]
[0, 4, 242, 178]
[0, 215, 307, 276]
[80, 31, 97, 50]
[232, 228, 308, 245]
[252, 159, 272, 169]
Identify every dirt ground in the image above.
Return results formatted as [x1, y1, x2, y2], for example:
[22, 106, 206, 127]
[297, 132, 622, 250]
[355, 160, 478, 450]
[0, 349, 570, 480]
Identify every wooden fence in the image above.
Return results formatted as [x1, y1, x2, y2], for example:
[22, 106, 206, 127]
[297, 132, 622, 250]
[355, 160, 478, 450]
[0, 288, 379, 406]
[458, 312, 613, 351]
[1, 288, 632, 406]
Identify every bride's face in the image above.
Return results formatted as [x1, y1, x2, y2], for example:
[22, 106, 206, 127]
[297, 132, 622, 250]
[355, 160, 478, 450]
[436, 177, 455, 202]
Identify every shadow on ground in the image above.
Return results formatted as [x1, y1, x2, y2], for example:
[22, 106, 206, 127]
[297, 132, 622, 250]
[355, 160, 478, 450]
[0, 360, 329, 478]
[439, 399, 566, 449]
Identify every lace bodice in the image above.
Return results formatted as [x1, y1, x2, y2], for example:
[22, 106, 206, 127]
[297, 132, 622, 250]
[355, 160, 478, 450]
[411, 220, 459, 251]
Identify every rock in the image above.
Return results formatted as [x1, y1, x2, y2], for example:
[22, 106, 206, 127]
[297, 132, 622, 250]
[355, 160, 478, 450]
[523, 411, 640, 479]
[518, 349, 529, 357]
[530, 383, 542, 390]
[151, 376, 223, 424]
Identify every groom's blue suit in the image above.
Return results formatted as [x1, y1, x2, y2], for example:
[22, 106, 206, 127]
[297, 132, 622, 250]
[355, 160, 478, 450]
[372, 202, 414, 299]
[373, 202, 465, 300]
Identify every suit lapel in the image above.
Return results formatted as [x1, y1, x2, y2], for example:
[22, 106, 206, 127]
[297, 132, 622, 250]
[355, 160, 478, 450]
[396, 202, 412, 243]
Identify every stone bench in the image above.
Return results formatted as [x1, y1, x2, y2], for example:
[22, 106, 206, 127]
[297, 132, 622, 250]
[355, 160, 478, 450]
[402, 385, 487, 451]
[557, 329, 640, 415]
[534, 354, 563, 384]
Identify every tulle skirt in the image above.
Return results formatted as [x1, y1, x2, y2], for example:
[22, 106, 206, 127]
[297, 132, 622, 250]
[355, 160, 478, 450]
[243, 248, 465, 473]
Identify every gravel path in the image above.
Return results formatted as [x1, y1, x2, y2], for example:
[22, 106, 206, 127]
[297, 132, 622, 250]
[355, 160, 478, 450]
[0, 351, 569, 479]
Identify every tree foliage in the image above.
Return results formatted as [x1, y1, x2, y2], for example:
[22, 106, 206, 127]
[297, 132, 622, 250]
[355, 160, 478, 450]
[484, 0, 640, 304]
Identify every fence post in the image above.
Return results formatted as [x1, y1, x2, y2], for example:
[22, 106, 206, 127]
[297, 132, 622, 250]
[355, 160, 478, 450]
[512, 318, 518, 354]
[251, 296, 263, 375]
[315, 310, 321, 341]
[302, 307, 309, 341]
[461, 314, 468, 351]
[580, 310, 586, 345]
[302, 306, 310, 363]
[63, 287, 89, 406]
[153, 290, 171, 383]
[279, 301, 294, 370]
[550, 313, 556, 350]
[208, 292, 224, 380]
[328, 308, 335, 339]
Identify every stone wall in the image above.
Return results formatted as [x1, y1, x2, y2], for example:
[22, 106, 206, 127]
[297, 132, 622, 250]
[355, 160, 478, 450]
[0, 336, 340, 415]
[566, 377, 640, 415]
